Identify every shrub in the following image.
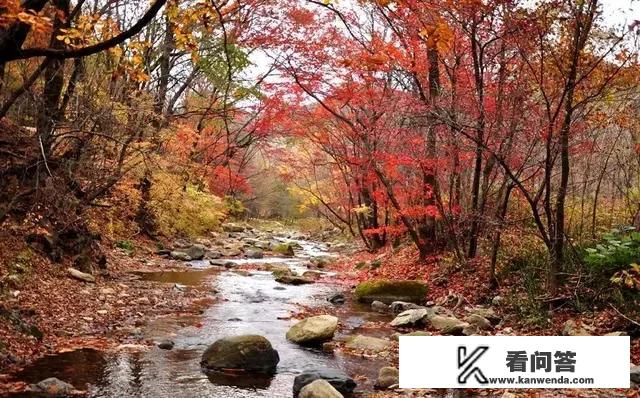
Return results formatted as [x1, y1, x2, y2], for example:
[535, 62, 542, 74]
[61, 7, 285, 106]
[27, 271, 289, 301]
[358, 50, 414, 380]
[582, 227, 640, 276]
[116, 240, 135, 252]
[150, 171, 226, 237]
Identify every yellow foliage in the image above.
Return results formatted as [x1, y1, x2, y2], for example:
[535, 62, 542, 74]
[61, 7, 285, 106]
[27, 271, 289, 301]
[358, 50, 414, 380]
[150, 171, 225, 237]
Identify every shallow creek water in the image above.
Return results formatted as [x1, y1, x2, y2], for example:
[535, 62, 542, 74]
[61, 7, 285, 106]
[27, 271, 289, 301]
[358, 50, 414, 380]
[11, 238, 396, 397]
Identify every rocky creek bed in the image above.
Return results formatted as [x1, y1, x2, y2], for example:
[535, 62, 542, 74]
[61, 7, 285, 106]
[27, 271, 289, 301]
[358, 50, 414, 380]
[4, 228, 403, 397]
[3, 225, 635, 398]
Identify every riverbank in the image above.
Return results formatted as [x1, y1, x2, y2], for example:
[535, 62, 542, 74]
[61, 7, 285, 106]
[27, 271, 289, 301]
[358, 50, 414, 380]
[1, 222, 638, 397]
[0, 222, 361, 396]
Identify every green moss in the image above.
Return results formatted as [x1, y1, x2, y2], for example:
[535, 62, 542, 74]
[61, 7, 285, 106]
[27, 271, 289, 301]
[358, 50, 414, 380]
[273, 243, 294, 256]
[369, 259, 382, 269]
[354, 279, 428, 304]
[355, 261, 367, 269]
[116, 240, 135, 252]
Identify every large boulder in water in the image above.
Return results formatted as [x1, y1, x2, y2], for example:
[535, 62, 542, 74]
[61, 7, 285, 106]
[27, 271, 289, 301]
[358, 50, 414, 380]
[200, 335, 279, 373]
[354, 279, 427, 304]
[299, 379, 344, 398]
[293, 369, 356, 397]
[286, 315, 338, 344]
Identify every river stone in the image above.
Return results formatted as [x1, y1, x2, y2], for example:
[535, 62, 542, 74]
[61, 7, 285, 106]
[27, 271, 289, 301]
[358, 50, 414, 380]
[299, 379, 344, 398]
[276, 275, 314, 285]
[67, 267, 95, 283]
[562, 319, 591, 336]
[371, 300, 389, 313]
[469, 307, 501, 325]
[200, 335, 279, 373]
[33, 378, 75, 397]
[390, 308, 428, 327]
[222, 223, 245, 233]
[205, 250, 222, 259]
[286, 315, 339, 344]
[169, 251, 192, 261]
[293, 369, 356, 397]
[429, 315, 468, 335]
[158, 340, 175, 350]
[185, 244, 205, 260]
[375, 366, 399, 389]
[464, 314, 493, 330]
[390, 301, 425, 313]
[245, 248, 264, 259]
[345, 335, 392, 352]
[354, 279, 427, 304]
[327, 293, 345, 305]
[273, 243, 296, 257]
[631, 365, 640, 384]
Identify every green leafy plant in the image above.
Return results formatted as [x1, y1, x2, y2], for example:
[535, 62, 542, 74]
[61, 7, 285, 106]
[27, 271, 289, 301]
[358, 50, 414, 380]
[116, 240, 135, 252]
[583, 227, 640, 275]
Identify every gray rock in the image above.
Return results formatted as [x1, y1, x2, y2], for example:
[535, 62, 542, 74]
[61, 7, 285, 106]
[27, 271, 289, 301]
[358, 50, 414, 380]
[462, 324, 480, 336]
[371, 300, 389, 313]
[299, 379, 344, 398]
[345, 335, 392, 352]
[244, 248, 264, 259]
[33, 377, 76, 397]
[67, 267, 95, 283]
[631, 365, 640, 384]
[293, 369, 356, 397]
[469, 307, 501, 325]
[169, 251, 192, 261]
[184, 244, 205, 260]
[464, 314, 493, 330]
[375, 366, 399, 389]
[429, 315, 468, 335]
[492, 295, 504, 306]
[201, 335, 279, 373]
[562, 320, 591, 336]
[327, 293, 345, 305]
[158, 340, 174, 350]
[390, 309, 428, 327]
[390, 301, 425, 313]
[286, 315, 339, 344]
[205, 250, 222, 259]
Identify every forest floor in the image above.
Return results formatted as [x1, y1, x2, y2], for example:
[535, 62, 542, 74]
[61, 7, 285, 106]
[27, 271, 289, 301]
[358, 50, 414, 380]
[0, 225, 214, 394]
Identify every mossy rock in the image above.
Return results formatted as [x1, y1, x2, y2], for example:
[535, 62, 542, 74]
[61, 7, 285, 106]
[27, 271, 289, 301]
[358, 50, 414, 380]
[354, 279, 428, 304]
[272, 243, 295, 257]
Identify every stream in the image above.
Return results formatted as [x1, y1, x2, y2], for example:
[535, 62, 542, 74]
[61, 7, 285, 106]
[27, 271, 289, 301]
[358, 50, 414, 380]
[10, 236, 395, 397]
